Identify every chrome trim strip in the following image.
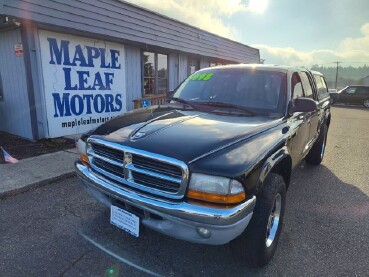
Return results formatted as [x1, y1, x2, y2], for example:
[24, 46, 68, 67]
[90, 163, 125, 183]
[126, 164, 182, 184]
[86, 137, 189, 199]
[89, 152, 124, 167]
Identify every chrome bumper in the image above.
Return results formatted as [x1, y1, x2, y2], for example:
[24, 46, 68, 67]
[75, 161, 256, 245]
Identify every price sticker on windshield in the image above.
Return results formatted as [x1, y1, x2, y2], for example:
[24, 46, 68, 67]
[190, 73, 213, 81]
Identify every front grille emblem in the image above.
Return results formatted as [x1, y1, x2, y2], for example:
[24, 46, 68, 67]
[124, 152, 132, 165]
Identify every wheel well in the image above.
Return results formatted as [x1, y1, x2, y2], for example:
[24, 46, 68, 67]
[271, 156, 292, 190]
[327, 114, 331, 128]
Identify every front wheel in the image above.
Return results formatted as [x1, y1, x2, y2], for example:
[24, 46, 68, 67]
[230, 173, 286, 267]
[364, 99, 369, 108]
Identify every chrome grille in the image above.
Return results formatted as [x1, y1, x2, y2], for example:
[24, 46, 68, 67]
[131, 172, 180, 193]
[91, 143, 123, 163]
[132, 154, 182, 178]
[87, 138, 189, 199]
[92, 157, 125, 179]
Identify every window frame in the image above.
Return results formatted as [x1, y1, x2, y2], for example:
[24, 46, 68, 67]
[314, 74, 329, 101]
[291, 72, 305, 100]
[142, 50, 168, 96]
[299, 71, 314, 98]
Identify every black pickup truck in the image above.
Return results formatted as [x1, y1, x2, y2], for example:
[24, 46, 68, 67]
[75, 65, 331, 267]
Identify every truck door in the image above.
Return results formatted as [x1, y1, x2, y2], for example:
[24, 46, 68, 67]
[339, 87, 357, 104]
[288, 72, 311, 166]
[299, 71, 319, 145]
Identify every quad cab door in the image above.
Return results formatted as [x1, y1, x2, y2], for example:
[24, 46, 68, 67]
[288, 72, 312, 167]
[299, 71, 320, 146]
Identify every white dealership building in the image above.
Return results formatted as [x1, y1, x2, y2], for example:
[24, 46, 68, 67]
[0, 0, 260, 140]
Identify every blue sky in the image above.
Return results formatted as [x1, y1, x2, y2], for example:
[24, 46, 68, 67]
[124, 0, 369, 67]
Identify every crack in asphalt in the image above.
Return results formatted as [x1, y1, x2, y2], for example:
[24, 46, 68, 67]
[60, 250, 91, 276]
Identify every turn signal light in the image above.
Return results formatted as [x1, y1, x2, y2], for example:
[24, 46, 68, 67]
[187, 189, 246, 204]
[79, 153, 89, 166]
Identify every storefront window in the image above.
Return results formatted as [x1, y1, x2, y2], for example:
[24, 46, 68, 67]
[143, 52, 155, 95]
[188, 58, 200, 75]
[157, 54, 167, 94]
[143, 52, 167, 95]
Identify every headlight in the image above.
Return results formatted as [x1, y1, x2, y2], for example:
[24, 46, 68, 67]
[76, 139, 89, 166]
[186, 173, 245, 204]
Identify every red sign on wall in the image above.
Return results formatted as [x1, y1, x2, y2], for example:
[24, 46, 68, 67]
[14, 43, 23, 57]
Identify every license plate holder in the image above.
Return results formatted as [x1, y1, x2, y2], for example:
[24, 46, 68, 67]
[110, 205, 140, 237]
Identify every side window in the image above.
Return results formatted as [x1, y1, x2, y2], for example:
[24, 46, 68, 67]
[346, 87, 356, 94]
[299, 72, 314, 98]
[356, 87, 369, 94]
[314, 75, 329, 100]
[292, 72, 304, 99]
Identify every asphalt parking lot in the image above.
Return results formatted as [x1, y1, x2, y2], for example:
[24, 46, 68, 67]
[1, 106, 368, 276]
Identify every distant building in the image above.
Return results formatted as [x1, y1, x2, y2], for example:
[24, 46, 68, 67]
[0, 0, 260, 140]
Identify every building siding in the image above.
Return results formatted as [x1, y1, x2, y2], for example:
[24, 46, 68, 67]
[3, 0, 260, 63]
[178, 54, 188, 84]
[125, 45, 142, 111]
[0, 28, 33, 139]
[168, 53, 179, 91]
[200, 58, 210, 69]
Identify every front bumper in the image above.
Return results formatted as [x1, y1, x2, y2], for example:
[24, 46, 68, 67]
[75, 161, 256, 245]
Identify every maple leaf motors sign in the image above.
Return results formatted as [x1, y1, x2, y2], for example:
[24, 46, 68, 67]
[39, 30, 126, 137]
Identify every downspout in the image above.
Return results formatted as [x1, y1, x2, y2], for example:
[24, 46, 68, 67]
[20, 20, 39, 140]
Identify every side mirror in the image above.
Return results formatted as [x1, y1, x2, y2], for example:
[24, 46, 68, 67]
[166, 90, 174, 102]
[289, 97, 318, 114]
[166, 90, 175, 98]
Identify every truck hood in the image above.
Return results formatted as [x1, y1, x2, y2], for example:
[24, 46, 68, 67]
[90, 106, 283, 163]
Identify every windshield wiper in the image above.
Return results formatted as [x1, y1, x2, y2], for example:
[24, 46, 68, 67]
[197, 101, 256, 116]
[168, 97, 196, 109]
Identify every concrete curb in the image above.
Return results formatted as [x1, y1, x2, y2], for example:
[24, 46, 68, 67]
[0, 149, 79, 200]
[0, 171, 77, 200]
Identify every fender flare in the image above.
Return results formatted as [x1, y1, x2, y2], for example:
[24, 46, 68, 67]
[255, 146, 291, 194]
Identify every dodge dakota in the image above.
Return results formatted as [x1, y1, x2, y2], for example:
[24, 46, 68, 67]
[75, 64, 331, 267]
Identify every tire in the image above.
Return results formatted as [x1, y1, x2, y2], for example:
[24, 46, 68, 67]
[230, 173, 286, 268]
[364, 99, 369, 108]
[305, 124, 328, 165]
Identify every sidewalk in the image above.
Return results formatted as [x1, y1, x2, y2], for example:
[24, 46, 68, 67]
[0, 149, 79, 199]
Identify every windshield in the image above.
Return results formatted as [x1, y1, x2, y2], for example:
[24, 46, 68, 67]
[173, 69, 287, 116]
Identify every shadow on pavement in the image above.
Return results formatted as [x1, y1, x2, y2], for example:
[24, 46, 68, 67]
[79, 164, 369, 276]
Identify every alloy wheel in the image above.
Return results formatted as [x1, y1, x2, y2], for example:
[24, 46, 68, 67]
[266, 193, 282, 248]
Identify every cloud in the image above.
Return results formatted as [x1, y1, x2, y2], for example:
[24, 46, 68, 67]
[123, 1, 368, 66]
[254, 23, 369, 67]
[123, 0, 248, 39]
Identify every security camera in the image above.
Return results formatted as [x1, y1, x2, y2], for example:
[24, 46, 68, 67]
[13, 19, 21, 27]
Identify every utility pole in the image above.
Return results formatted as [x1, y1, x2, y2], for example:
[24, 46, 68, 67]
[334, 62, 341, 89]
